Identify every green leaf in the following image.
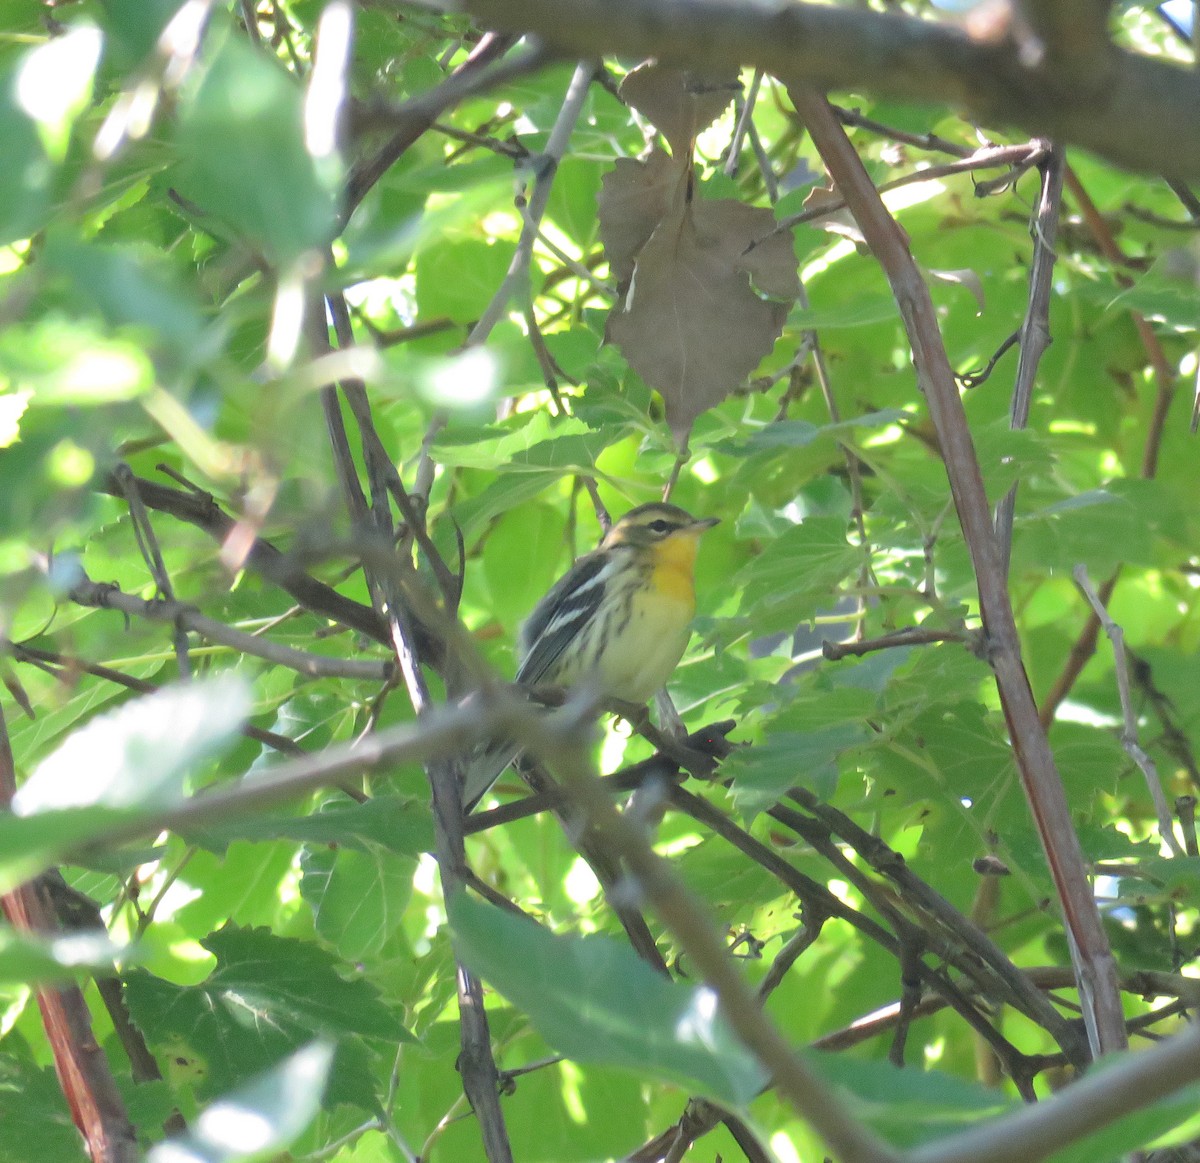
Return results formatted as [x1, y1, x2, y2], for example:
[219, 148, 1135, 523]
[0, 61, 52, 244]
[0, 806, 149, 895]
[123, 925, 412, 1111]
[449, 893, 767, 1108]
[147, 1042, 333, 1163]
[736, 516, 863, 632]
[786, 295, 901, 329]
[173, 27, 339, 262]
[41, 234, 210, 368]
[725, 725, 869, 817]
[812, 1052, 1010, 1147]
[0, 1046, 81, 1163]
[299, 841, 418, 963]
[13, 674, 251, 813]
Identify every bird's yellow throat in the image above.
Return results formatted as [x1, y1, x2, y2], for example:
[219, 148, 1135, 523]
[650, 530, 703, 603]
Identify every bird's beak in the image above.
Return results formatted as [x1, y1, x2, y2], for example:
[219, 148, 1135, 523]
[693, 516, 720, 531]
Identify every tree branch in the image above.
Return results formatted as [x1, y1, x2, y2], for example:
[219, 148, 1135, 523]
[464, 0, 1200, 180]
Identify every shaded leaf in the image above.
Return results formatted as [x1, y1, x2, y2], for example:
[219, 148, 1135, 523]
[123, 925, 411, 1112]
[183, 795, 433, 857]
[725, 726, 869, 818]
[173, 28, 339, 263]
[0, 928, 129, 985]
[449, 893, 767, 1107]
[300, 842, 417, 963]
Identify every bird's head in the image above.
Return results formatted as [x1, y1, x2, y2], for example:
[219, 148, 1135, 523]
[601, 503, 719, 550]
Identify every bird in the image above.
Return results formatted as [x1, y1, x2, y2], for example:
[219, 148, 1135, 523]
[461, 502, 719, 810]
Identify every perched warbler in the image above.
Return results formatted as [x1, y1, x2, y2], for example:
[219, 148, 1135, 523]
[462, 502, 719, 809]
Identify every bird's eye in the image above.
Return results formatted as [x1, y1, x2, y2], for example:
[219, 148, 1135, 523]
[647, 519, 672, 534]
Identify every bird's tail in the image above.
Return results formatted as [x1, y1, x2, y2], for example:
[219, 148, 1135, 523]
[460, 738, 521, 812]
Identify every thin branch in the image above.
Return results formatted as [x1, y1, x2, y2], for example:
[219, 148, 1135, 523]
[97, 470, 399, 651]
[465, 60, 596, 348]
[513, 703, 902, 1163]
[66, 577, 392, 681]
[822, 625, 970, 660]
[994, 142, 1064, 576]
[762, 142, 1046, 243]
[1038, 164, 1178, 726]
[6, 640, 305, 756]
[0, 707, 139, 1163]
[346, 35, 543, 213]
[1072, 565, 1185, 857]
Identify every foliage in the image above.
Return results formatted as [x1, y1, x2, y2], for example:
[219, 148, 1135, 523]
[0, 2, 1199, 1162]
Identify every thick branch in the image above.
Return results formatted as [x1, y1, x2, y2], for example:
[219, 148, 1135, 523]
[464, 0, 1200, 180]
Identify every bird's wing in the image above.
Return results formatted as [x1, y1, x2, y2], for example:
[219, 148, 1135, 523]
[515, 550, 611, 687]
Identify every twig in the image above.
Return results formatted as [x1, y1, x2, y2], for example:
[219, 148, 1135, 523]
[346, 35, 543, 213]
[822, 625, 970, 660]
[994, 142, 1064, 577]
[1072, 566, 1184, 858]
[66, 577, 392, 681]
[6, 640, 305, 756]
[114, 464, 192, 677]
[1040, 165, 1178, 725]
[830, 104, 972, 158]
[957, 328, 1021, 390]
[97, 469, 399, 652]
[463, 0, 1200, 181]
[465, 60, 596, 348]
[909, 1022, 1200, 1163]
[723, 68, 764, 176]
[757, 142, 1046, 245]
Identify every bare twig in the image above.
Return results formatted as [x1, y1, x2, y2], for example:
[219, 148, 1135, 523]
[97, 470, 400, 652]
[994, 143, 1064, 576]
[465, 60, 596, 349]
[822, 625, 970, 660]
[910, 1022, 1200, 1163]
[346, 35, 543, 213]
[6, 640, 304, 756]
[1039, 165, 1178, 725]
[66, 576, 392, 681]
[515, 701, 902, 1163]
[1072, 565, 1184, 857]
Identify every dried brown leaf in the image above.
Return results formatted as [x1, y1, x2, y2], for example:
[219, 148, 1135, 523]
[597, 149, 687, 286]
[620, 62, 740, 159]
[607, 199, 798, 441]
